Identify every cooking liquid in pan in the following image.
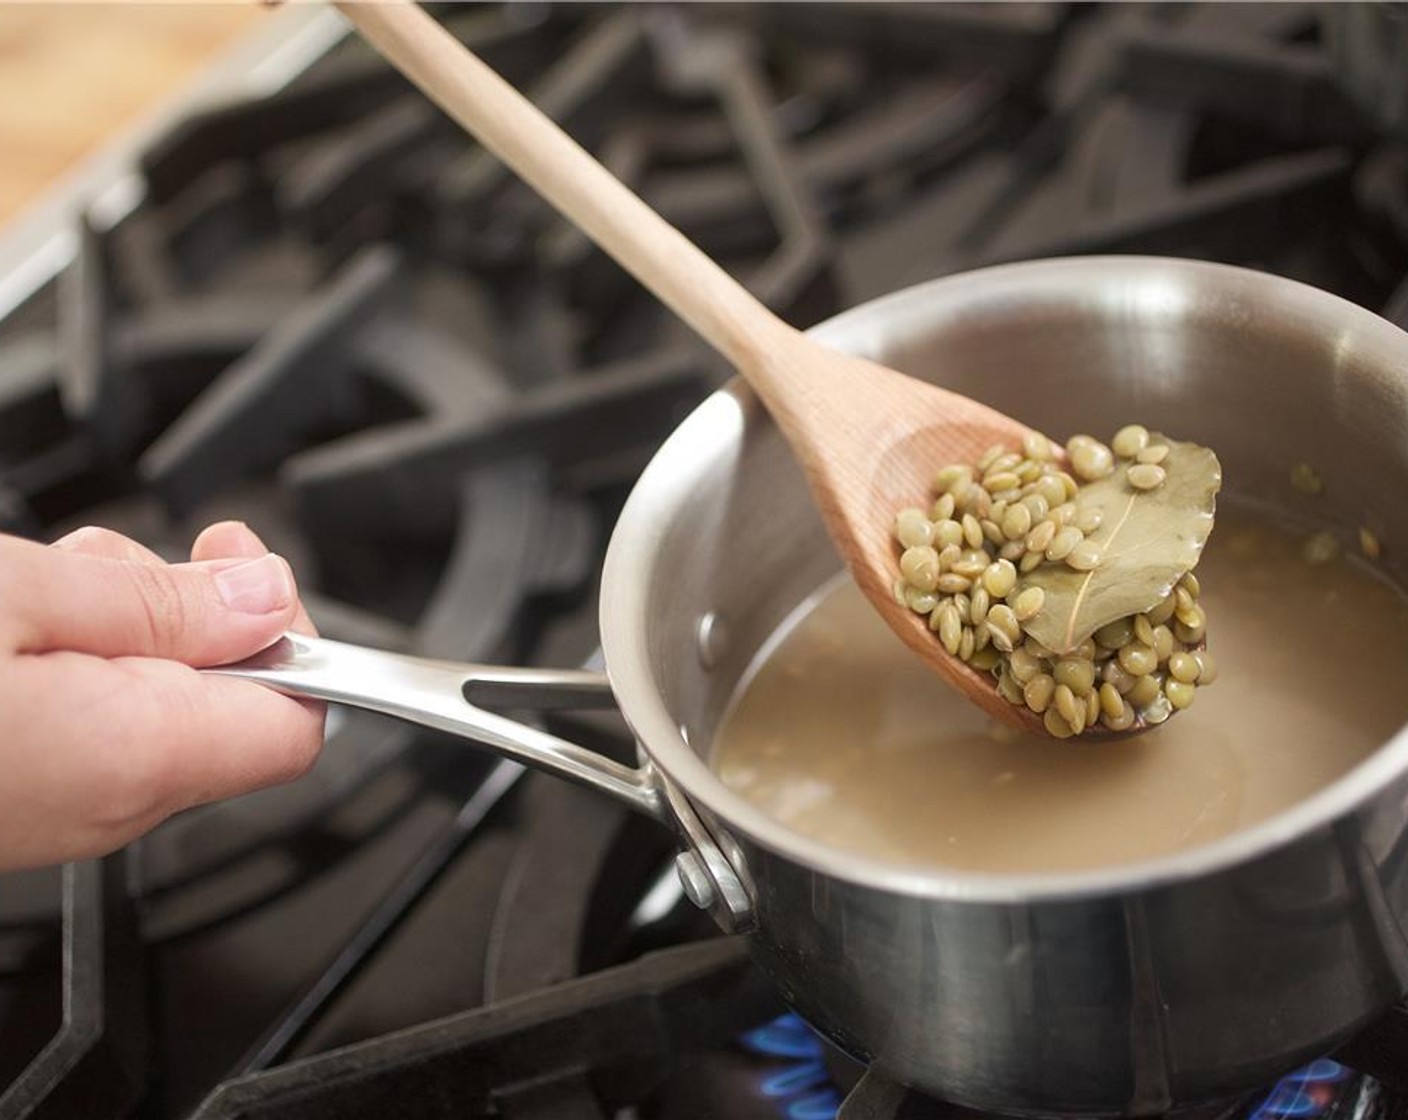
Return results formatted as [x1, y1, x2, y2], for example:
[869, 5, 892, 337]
[713, 507, 1408, 873]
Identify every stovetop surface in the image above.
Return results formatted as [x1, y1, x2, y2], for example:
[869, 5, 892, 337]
[3, 3, 1408, 1118]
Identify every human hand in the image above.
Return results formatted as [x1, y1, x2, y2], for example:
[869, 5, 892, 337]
[0, 520, 325, 870]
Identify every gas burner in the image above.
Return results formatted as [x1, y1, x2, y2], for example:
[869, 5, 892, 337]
[5, 4, 1408, 1118]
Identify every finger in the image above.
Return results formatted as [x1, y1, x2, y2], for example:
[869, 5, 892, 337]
[0, 532, 299, 666]
[52, 525, 166, 566]
[0, 650, 325, 866]
[190, 521, 317, 637]
[190, 520, 267, 564]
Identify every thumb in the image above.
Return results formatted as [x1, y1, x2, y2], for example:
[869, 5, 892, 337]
[1, 533, 298, 666]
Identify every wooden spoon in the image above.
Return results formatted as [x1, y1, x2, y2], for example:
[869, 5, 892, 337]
[334, 1, 1062, 734]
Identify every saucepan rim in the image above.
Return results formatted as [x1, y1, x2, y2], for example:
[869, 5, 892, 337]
[600, 255, 1408, 904]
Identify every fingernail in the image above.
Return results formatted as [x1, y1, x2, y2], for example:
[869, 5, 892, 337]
[214, 554, 294, 614]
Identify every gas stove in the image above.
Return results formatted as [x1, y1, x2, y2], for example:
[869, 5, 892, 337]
[4, 4, 1408, 1118]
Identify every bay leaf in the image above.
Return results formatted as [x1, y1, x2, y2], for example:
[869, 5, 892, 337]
[1016, 436, 1221, 654]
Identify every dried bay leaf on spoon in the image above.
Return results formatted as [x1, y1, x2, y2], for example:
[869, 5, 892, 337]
[1017, 437, 1222, 655]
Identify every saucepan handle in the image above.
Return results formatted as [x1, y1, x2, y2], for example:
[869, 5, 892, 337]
[206, 632, 665, 821]
[207, 633, 755, 931]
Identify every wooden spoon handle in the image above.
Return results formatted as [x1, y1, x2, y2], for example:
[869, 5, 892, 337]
[336, 1, 786, 370]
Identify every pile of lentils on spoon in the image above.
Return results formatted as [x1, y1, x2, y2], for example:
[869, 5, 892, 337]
[892, 425, 1222, 738]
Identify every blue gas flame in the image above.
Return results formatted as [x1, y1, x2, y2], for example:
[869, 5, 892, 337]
[1246, 1058, 1350, 1120]
[739, 1013, 843, 1120]
[740, 1014, 1353, 1120]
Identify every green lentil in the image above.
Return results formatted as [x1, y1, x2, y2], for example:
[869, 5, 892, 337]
[895, 508, 933, 549]
[997, 670, 1026, 705]
[1046, 525, 1084, 562]
[1064, 436, 1109, 481]
[958, 627, 975, 662]
[1165, 680, 1196, 710]
[1174, 618, 1205, 645]
[1111, 424, 1149, 458]
[1151, 624, 1175, 663]
[1118, 642, 1158, 676]
[983, 559, 1018, 598]
[931, 491, 957, 521]
[1168, 651, 1200, 684]
[933, 465, 971, 493]
[1044, 707, 1076, 739]
[1025, 672, 1056, 713]
[899, 546, 940, 591]
[934, 519, 964, 549]
[952, 550, 990, 578]
[1054, 658, 1096, 695]
[1136, 443, 1170, 465]
[970, 646, 1002, 672]
[1022, 494, 1050, 521]
[1023, 431, 1054, 461]
[977, 444, 1006, 473]
[986, 604, 1022, 649]
[1103, 659, 1137, 694]
[1068, 435, 1115, 481]
[1011, 586, 1045, 621]
[1075, 507, 1103, 534]
[1191, 649, 1218, 684]
[1146, 594, 1177, 626]
[936, 604, 962, 653]
[1034, 475, 1067, 508]
[1099, 681, 1125, 719]
[1065, 541, 1102, 571]
[959, 484, 990, 517]
[1095, 618, 1134, 649]
[1054, 683, 1081, 726]
[1085, 689, 1102, 729]
[986, 622, 1016, 655]
[969, 586, 991, 626]
[1141, 692, 1173, 725]
[1008, 648, 1042, 684]
[1001, 503, 1033, 541]
[906, 588, 939, 614]
[1025, 519, 1057, 554]
[1127, 672, 1163, 708]
[1127, 463, 1166, 491]
[961, 513, 984, 550]
[1102, 699, 1135, 732]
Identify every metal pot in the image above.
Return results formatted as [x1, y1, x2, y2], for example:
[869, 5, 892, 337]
[216, 256, 1408, 1117]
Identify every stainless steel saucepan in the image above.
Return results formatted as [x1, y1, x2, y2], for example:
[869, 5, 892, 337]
[213, 256, 1408, 1116]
